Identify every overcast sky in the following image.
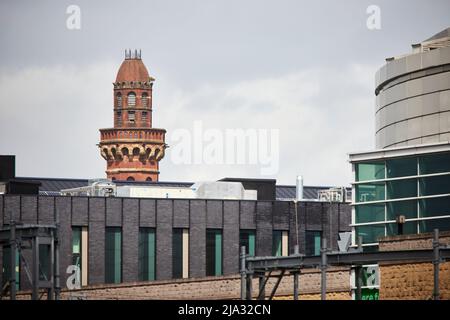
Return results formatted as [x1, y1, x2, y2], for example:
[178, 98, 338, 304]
[0, 0, 449, 186]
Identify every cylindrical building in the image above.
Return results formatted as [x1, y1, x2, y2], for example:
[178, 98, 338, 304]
[375, 28, 450, 149]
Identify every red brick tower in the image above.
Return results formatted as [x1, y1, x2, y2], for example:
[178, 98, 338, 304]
[99, 50, 167, 181]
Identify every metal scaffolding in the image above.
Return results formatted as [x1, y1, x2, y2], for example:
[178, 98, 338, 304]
[0, 221, 60, 300]
[240, 229, 450, 300]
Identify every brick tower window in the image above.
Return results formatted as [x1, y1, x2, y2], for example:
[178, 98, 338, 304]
[128, 92, 136, 106]
[127, 177, 135, 181]
[117, 111, 122, 126]
[142, 111, 147, 121]
[142, 93, 148, 108]
[128, 111, 135, 123]
[116, 93, 122, 107]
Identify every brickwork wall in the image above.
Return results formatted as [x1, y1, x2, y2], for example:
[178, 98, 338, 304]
[379, 232, 450, 300]
[13, 268, 351, 300]
[0, 195, 350, 293]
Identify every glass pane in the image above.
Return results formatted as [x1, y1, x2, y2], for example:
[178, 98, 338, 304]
[419, 218, 450, 233]
[355, 204, 385, 223]
[172, 229, 183, 279]
[305, 231, 321, 256]
[239, 230, 255, 256]
[419, 152, 450, 174]
[386, 221, 417, 236]
[272, 231, 282, 256]
[206, 229, 222, 276]
[386, 157, 417, 178]
[215, 232, 222, 276]
[387, 179, 417, 199]
[39, 245, 50, 281]
[2, 247, 20, 291]
[105, 227, 122, 284]
[356, 162, 385, 181]
[355, 225, 385, 244]
[356, 183, 385, 202]
[387, 200, 417, 220]
[419, 175, 450, 196]
[419, 197, 450, 218]
[138, 228, 155, 281]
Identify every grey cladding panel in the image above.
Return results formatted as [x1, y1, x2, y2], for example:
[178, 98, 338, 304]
[223, 201, 239, 275]
[189, 200, 206, 278]
[21, 196, 37, 223]
[240, 201, 256, 229]
[156, 200, 173, 280]
[173, 200, 189, 228]
[122, 198, 139, 282]
[38, 196, 54, 224]
[206, 200, 223, 229]
[106, 198, 122, 227]
[273, 201, 290, 230]
[140, 199, 156, 227]
[72, 197, 89, 225]
[89, 198, 105, 222]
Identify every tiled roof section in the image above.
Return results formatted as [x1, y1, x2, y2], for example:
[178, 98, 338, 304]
[17, 177, 88, 192]
[116, 58, 150, 83]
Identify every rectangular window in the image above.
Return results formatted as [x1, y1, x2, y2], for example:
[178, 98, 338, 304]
[239, 230, 255, 256]
[419, 218, 450, 233]
[387, 221, 417, 236]
[387, 200, 417, 220]
[356, 183, 385, 202]
[116, 111, 122, 126]
[272, 231, 288, 256]
[206, 229, 222, 276]
[305, 231, 321, 256]
[386, 157, 417, 178]
[138, 228, 155, 281]
[419, 197, 450, 218]
[72, 227, 82, 278]
[105, 227, 122, 284]
[39, 244, 50, 281]
[356, 162, 385, 181]
[71, 227, 88, 287]
[419, 152, 450, 175]
[142, 111, 147, 121]
[2, 246, 20, 291]
[355, 225, 385, 244]
[128, 111, 135, 123]
[355, 204, 385, 223]
[173, 228, 189, 279]
[419, 175, 450, 196]
[387, 178, 417, 199]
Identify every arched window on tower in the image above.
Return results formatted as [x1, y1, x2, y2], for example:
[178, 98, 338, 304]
[142, 93, 148, 108]
[146, 177, 152, 181]
[127, 176, 135, 181]
[127, 92, 136, 107]
[116, 93, 122, 108]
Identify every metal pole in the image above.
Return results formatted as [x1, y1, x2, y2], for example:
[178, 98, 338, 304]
[320, 238, 327, 300]
[246, 272, 253, 300]
[293, 245, 299, 301]
[355, 236, 363, 300]
[240, 246, 246, 300]
[258, 273, 265, 300]
[9, 220, 16, 300]
[433, 229, 440, 301]
[54, 223, 61, 300]
[32, 236, 39, 300]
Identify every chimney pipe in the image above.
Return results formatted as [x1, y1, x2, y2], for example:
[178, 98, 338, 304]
[296, 175, 303, 201]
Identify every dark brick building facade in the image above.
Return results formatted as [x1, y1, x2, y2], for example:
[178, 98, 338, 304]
[0, 195, 350, 290]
